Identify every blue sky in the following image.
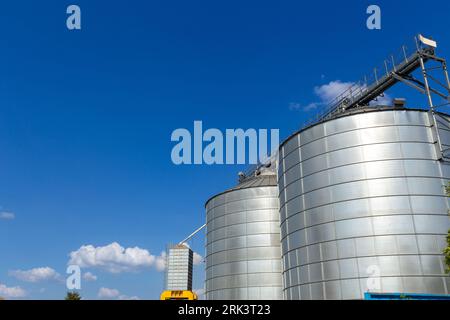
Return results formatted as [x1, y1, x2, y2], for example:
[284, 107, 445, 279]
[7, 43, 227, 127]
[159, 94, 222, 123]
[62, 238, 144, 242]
[1, 0, 450, 299]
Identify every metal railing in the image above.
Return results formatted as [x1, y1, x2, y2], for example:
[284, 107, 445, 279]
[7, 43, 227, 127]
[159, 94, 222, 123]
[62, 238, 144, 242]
[300, 36, 437, 129]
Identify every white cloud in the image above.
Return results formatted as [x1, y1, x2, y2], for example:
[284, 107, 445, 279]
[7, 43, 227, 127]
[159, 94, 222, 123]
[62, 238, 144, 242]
[68, 242, 202, 274]
[155, 251, 166, 272]
[118, 295, 140, 300]
[98, 287, 120, 299]
[291, 80, 392, 112]
[303, 102, 320, 111]
[82, 272, 97, 282]
[370, 93, 392, 106]
[68, 242, 155, 273]
[97, 287, 139, 300]
[193, 252, 203, 265]
[314, 80, 355, 102]
[290, 102, 320, 111]
[0, 212, 15, 220]
[9, 267, 61, 283]
[0, 283, 27, 298]
[194, 288, 205, 300]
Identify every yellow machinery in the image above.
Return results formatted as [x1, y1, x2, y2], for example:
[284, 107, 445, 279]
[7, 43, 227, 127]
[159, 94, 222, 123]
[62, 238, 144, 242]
[160, 290, 198, 300]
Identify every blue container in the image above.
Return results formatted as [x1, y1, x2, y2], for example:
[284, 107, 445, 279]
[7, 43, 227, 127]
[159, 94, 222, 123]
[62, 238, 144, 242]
[364, 292, 450, 300]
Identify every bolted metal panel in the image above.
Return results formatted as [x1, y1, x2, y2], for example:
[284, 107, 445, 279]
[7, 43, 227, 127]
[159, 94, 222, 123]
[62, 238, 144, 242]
[205, 172, 283, 300]
[278, 108, 450, 300]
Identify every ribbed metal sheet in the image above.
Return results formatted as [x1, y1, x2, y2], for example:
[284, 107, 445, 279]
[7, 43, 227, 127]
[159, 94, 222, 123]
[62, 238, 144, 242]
[278, 108, 450, 300]
[205, 173, 283, 300]
[166, 245, 193, 291]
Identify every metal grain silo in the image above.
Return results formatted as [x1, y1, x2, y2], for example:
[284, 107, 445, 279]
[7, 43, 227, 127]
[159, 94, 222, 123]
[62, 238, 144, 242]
[205, 166, 283, 300]
[278, 107, 450, 300]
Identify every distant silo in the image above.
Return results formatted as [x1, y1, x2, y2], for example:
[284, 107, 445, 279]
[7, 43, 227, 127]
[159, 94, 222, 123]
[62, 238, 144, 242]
[205, 165, 283, 300]
[166, 244, 193, 291]
[278, 107, 450, 299]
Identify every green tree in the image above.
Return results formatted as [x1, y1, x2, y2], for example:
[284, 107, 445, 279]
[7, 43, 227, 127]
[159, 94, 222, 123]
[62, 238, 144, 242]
[446, 182, 450, 198]
[445, 231, 450, 273]
[65, 291, 81, 300]
[444, 182, 450, 273]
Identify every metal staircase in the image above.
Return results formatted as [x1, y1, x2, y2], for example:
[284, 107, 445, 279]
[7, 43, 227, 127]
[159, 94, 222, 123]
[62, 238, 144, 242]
[305, 34, 450, 162]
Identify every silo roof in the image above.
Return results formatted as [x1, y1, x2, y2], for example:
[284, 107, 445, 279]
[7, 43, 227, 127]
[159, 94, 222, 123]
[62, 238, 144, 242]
[228, 173, 277, 190]
[205, 172, 277, 207]
[278, 105, 450, 149]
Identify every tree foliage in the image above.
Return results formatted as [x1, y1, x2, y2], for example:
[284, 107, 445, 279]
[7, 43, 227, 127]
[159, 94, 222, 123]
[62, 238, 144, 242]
[444, 182, 450, 273]
[445, 231, 450, 274]
[65, 291, 81, 300]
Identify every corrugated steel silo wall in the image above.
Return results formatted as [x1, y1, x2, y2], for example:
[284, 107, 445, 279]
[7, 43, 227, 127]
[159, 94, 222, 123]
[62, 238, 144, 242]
[278, 109, 450, 299]
[205, 185, 283, 299]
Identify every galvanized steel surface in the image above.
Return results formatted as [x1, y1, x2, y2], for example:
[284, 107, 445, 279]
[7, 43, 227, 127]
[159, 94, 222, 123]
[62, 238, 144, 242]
[166, 245, 193, 291]
[205, 175, 283, 300]
[278, 109, 450, 299]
